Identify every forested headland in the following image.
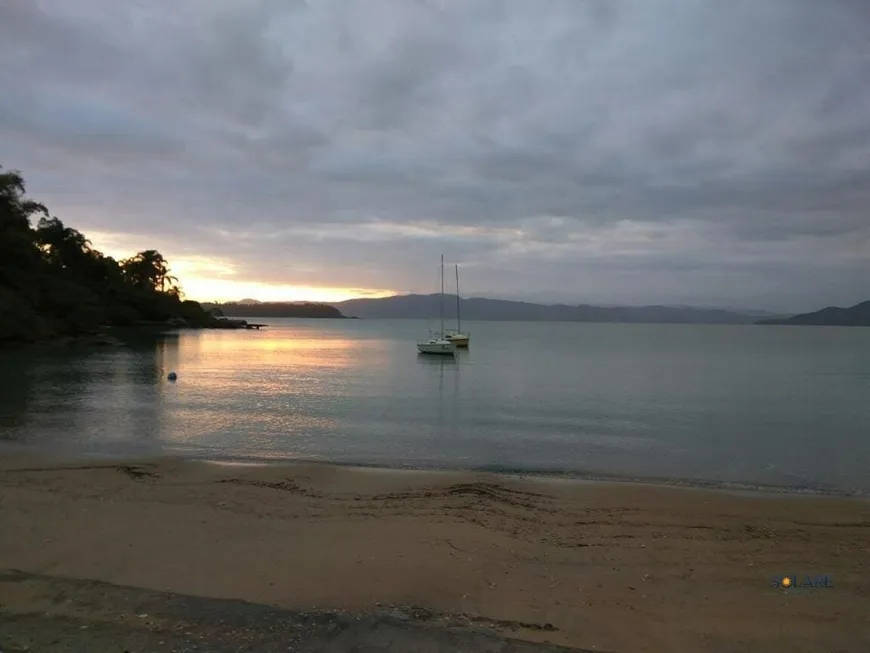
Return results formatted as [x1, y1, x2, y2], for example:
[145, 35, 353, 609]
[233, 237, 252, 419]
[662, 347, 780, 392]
[756, 301, 870, 327]
[211, 301, 346, 319]
[1, 166, 216, 346]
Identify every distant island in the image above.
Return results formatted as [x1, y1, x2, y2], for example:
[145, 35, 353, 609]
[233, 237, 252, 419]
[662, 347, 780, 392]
[331, 294, 768, 324]
[757, 300, 870, 326]
[1, 165, 229, 347]
[207, 301, 346, 319]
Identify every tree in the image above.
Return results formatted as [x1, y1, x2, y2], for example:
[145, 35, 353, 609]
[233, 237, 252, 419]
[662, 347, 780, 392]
[1, 164, 213, 345]
[0, 167, 47, 288]
[35, 217, 92, 271]
[0, 166, 47, 234]
[121, 249, 178, 294]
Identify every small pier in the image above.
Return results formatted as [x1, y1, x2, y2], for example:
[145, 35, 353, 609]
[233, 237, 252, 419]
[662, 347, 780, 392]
[212, 318, 268, 330]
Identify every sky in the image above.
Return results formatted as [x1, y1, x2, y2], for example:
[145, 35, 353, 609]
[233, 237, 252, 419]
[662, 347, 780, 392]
[1, 0, 869, 311]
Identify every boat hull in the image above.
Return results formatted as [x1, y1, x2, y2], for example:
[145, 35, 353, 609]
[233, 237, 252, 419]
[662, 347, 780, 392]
[417, 341, 456, 355]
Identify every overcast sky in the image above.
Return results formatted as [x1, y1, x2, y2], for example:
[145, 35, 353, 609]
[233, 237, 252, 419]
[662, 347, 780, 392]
[2, 0, 869, 310]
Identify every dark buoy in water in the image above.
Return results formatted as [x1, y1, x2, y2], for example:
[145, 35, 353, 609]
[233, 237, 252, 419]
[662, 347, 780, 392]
[167, 372, 177, 381]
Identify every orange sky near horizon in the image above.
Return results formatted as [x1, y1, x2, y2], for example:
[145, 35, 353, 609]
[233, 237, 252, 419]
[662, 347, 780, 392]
[87, 232, 397, 304]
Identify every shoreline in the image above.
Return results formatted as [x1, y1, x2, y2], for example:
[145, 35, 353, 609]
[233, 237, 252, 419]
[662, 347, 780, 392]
[154, 456, 870, 499]
[2, 450, 869, 652]
[4, 442, 864, 499]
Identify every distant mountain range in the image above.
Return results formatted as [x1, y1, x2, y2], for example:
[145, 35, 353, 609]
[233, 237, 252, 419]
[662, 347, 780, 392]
[199, 294, 870, 326]
[757, 300, 870, 326]
[332, 294, 774, 324]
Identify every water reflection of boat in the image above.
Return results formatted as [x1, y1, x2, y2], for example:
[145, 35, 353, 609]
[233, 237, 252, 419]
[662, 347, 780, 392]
[417, 255, 456, 356]
[416, 351, 457, 364]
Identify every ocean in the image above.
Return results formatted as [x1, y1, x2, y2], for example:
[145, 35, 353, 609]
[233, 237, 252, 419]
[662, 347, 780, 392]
[2, 319, 869, 494]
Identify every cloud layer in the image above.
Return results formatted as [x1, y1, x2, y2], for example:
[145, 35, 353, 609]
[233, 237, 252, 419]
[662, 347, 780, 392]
[2, 0, 869, 309]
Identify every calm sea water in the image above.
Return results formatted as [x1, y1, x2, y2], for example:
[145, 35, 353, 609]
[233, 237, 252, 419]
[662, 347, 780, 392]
[2, 319, 869, 493]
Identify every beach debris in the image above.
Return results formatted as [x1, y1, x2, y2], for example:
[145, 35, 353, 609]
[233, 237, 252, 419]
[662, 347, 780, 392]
[167, 371, 177, 381]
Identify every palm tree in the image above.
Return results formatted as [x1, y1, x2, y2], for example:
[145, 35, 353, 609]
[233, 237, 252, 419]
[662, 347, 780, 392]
[121, 250, 177, 293]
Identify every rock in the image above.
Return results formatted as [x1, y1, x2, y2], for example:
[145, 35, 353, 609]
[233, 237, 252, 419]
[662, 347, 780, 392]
[212, 318, 248, 329]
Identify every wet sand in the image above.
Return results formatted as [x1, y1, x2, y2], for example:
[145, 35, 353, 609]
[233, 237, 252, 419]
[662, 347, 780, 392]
[1, 452, 869, 652]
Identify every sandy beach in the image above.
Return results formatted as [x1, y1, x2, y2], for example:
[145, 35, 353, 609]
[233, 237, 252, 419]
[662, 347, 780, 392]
[1, 451, 869, 652]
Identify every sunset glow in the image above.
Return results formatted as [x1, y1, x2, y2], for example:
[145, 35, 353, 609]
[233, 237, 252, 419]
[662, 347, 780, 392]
[181, 278, 395, 304]
[87, 232, 396, 304]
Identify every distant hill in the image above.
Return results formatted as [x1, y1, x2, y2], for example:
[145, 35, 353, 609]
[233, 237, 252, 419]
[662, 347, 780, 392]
[332, 294, 762, 324]
[215, 302, 346, 319]
[757, 301, 870, 326]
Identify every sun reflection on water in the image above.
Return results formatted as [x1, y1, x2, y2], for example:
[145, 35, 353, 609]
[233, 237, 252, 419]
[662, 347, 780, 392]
[151, 326, 369, 458]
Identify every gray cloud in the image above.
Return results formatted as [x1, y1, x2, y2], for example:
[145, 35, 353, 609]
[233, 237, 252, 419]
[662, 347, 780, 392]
[2, 0, 869, 310]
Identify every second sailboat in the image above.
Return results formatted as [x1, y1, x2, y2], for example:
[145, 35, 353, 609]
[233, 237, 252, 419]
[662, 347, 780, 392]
[445, 263, 470, 348]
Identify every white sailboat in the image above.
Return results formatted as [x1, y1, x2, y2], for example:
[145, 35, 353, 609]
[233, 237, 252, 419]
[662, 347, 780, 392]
[445, 263, 470, 348]
[417, 255, 457, 356]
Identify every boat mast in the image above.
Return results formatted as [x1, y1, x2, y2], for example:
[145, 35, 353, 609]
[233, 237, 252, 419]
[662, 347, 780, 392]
[439, 255, 446, 336]
[455, 264, 461, 333]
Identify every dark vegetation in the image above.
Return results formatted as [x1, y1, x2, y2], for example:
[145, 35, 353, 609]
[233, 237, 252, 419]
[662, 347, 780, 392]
[1, 166, 215, 345]
[757, 301, 870, 327]
[212, 301, 346, 319]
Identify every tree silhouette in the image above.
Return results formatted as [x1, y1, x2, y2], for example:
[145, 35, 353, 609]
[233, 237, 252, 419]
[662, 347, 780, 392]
[121, 249, 178, 294]
[1, 165, 212, 344]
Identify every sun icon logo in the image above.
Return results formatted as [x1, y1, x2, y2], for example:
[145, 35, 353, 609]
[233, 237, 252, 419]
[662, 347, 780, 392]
[781, 576, 793, 588]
